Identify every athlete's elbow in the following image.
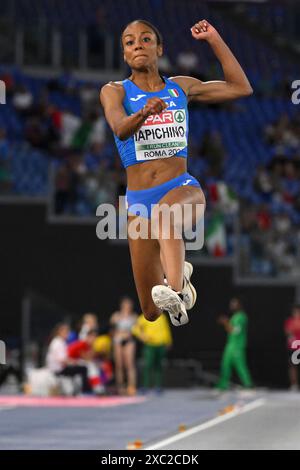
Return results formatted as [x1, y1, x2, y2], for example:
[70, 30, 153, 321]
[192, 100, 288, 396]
[238, 85, 253, 97]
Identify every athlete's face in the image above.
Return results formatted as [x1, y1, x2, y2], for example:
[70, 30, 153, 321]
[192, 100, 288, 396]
[122, 22, 162, 70]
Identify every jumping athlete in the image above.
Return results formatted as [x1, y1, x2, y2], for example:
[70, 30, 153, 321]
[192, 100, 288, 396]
[100, 19, 252, 326]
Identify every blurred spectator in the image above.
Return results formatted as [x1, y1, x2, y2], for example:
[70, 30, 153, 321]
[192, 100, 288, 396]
[48, 105, 63, 134]
[216, 297, 253, 391]
[46, 323, 90, 393]
[93, 334, 114, 387]
[25, 117, 50, 150]
[71, 113, 95, 151]
[68, 329, 105, 395]
[254, 165, 274, 201]
[133, 313, 172, 394]
[269, 157, 284, 192]
[46, 323, 70, 373]
[60, 110, 81, 149]
[54, 147, 118, 215]
[265, 113, 300, 154]
[256, 204, 272, 231]
[79, 312, 99, 340]
[284, 305, 300, 391]
[12, 85, 33, 115]
[0, 72, 15, 98]
[79, 83, 99, 114]
[240, 202, 299, 277]
[110, 297, 137, 396]
[88, 113, 106, 146]
[282, 161, 300, 205]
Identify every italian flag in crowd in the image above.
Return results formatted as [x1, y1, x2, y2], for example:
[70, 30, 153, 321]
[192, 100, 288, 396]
[205, 211, 226, 257]
[208, 181, 238, 210]
[205, 182, 238, 257]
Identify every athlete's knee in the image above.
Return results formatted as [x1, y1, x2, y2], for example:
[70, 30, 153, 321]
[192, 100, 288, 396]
[142, 306, 160, 322]
[144, 312, 159, 322]
[151, 209, 183, 240]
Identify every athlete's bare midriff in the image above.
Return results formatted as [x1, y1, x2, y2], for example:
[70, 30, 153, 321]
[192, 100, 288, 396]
[126, 156, 187, 190]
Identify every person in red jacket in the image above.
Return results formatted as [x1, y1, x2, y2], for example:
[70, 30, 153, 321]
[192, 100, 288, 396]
[68, 329, 104, 395]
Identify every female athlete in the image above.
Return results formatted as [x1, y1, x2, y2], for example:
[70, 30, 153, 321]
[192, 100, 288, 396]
[100, 19, 252, 326]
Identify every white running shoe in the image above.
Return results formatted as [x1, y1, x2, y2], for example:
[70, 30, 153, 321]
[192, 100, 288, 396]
[182, 261, 197, 310]
[151, 285, 189, 326]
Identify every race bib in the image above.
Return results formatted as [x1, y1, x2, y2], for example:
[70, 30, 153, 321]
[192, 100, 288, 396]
[134, 109, 187, 161]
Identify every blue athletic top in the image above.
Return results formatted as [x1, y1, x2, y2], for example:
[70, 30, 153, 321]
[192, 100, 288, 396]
[113, 76, 189, 168]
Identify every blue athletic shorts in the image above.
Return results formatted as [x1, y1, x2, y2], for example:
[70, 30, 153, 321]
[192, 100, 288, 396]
[126, 172, 201, 219]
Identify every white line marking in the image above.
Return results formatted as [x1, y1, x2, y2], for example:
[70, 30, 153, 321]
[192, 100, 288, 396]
[145, 398, 266, 450]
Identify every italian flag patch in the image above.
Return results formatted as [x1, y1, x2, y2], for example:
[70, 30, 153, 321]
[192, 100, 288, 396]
[168, 88, 179, 98]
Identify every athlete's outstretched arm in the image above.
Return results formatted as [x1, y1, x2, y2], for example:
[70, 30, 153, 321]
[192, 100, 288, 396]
[100, 83, 167, 141]
[170, 20, 253, 103]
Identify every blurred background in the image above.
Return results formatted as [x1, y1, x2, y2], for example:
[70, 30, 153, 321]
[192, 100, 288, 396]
[0, 0, 300, 398]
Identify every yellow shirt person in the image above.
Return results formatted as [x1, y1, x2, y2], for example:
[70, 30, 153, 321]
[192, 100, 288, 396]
[132, 313, 172, 347]
[132, 313, 172, 392]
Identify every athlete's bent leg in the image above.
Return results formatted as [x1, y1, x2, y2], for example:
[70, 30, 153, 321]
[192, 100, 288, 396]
[128, 215, 164, 322]
[153, 185, 205, 291]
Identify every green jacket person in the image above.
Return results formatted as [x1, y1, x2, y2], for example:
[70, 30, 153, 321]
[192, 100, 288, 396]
[216, 297, 253, 391]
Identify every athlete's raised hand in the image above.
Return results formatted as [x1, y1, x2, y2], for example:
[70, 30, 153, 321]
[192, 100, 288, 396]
[190, 20, 220, 43]
[142, 97, 168, 118]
